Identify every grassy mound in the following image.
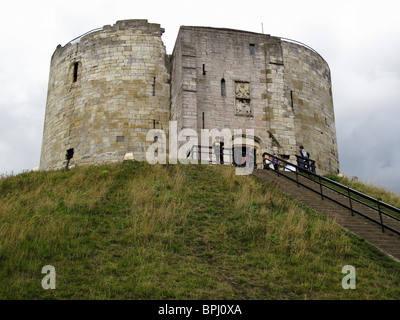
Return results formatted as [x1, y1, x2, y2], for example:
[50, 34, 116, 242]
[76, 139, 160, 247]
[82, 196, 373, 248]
[0, 162, 399, 299]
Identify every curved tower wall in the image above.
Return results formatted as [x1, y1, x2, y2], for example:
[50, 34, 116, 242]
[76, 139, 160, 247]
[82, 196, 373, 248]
[282, 41, 338, 173]
[40, 20, 170, 170]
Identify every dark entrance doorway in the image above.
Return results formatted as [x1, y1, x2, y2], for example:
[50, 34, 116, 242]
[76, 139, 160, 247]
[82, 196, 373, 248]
[232, 146, 256, 168]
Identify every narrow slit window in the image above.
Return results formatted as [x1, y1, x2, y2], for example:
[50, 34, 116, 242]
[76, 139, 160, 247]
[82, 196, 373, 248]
[152, 120, 159, 129]
[221, 78, 226, 97]
[202, 64, 206, 75]
[73, 62, 79, 82]
[290, 91, 294, 110]
[250, 44, 255, 55]
[152, 77, 156, 96]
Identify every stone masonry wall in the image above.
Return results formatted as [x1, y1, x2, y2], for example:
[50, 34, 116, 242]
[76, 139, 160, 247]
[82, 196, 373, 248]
[40, 20, 170, 170]
[171, 27, 339, 174]
[171, 27, 272, 166]
[282, 41, 339, 173]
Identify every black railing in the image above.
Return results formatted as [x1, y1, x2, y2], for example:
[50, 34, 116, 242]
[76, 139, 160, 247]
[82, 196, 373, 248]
[295, 155, 316, 173]
[66, 27, 103, 45]
[187, 145, 255, 167]
[280, 37, 326, 63]
[262, 152, 400, 236]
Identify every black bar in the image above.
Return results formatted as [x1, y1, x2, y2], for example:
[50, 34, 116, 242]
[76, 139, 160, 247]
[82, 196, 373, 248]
[348, 188, 354, 217]
[378, 201, 385, 233]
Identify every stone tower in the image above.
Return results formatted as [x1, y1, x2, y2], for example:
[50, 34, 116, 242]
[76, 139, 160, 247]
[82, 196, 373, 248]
[171, 26, 339, 174]
[40, 19, 339, 174]
[40, 20, 170, 170]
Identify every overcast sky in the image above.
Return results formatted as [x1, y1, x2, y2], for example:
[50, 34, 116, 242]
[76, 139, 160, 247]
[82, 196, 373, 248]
[1, 0, 399, 194]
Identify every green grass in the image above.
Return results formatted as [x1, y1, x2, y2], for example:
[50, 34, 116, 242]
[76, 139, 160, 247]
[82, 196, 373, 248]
[0, 162, 399, 299]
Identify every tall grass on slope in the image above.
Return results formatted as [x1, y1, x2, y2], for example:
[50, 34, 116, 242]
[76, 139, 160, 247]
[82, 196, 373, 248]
[0, 162, 399, 299]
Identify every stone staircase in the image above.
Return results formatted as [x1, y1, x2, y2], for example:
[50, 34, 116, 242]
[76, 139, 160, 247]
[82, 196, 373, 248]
[253, 169, 400, 262]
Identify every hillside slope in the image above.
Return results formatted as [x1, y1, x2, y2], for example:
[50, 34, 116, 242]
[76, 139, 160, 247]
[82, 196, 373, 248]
[0, 162, 399, 299]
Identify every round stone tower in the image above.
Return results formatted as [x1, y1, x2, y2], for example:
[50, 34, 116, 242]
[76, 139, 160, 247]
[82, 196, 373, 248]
[40, 20, 170, 170]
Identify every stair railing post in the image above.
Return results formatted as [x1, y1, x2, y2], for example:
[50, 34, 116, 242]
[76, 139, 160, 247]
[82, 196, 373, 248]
[199, 145, 201, 162]
[377, 200, 385, 233]
[319, 175, 324, 200]
[276, 159, 280, 177]
[348, 187, 354, 217]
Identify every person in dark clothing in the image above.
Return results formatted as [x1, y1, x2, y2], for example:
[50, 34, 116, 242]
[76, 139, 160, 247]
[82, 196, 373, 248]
[262, 153, 270, 169]
[299, 145, 308, 169]
[212, 136, 224, 164]
[272, 153, 279, 170]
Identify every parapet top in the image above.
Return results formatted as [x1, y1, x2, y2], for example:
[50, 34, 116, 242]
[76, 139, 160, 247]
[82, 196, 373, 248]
[62, 19, 164, 47]
[109, 19, 165, 35]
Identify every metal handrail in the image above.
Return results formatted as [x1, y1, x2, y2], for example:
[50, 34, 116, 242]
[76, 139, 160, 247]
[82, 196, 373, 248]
[280, 37, 326, 63]
[295, 155, 316, 173]
[186, 145, 235, 164]
[65, 27, 103, 45]
[262, 152, 400, 236]
[186, 145, 400, 235]
[318, 176, 400, 222]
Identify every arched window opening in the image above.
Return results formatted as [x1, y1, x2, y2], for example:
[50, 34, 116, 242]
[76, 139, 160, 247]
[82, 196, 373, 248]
[250, 44, 255, 55]
[221, 78, 226, 97]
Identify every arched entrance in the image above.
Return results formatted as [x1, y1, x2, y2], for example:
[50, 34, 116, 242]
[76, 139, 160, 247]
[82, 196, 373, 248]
[231, 134, 263, 168]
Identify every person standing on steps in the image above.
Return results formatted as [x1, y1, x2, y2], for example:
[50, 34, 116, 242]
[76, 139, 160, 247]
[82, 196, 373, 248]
[299, 145, 309, 169]
[272, 153, 279, 171]
[212, 136, 224, 164]
[219, 137, 225, 165]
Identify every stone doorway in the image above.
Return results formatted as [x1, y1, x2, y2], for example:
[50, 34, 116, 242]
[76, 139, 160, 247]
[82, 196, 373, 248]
[231, 134, 262, 168]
